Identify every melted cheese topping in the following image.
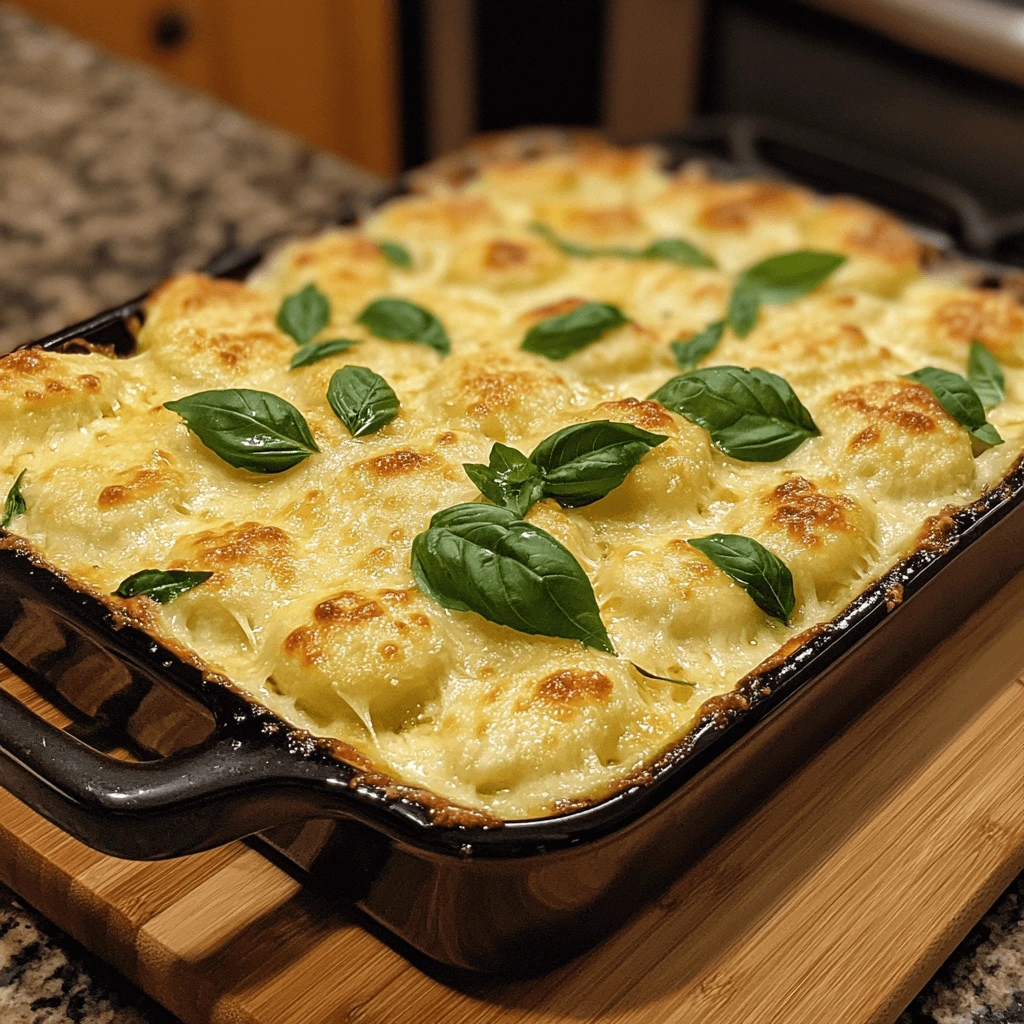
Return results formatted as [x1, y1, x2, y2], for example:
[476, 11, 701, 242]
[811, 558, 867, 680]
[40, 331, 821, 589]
[4, 139, 1024, 820]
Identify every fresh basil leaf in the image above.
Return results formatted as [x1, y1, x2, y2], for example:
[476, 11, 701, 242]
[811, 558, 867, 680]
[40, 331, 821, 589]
[411, 503, 614, 653]
[967, 341, 1006, 410]
[521, 302, 627, 360]
[464, 444, 544, 517]
[529, 420, 668, 507]
[464, 422, 665, 514]
[2, 470, 26, 529]
[630, 662, 697, 688]
[739, 249, 847, 303]
[650, 366, 819, 462]
[289, 338, 359, 370]
[113, 569, 213, 605]
[903, 366, 1004, 455]
[277, 283, 330, 345]
[726, 285, 762, 338]
[327, 365, 399, 438]
[971, 422, 1004, 450]
[671, 321, 725, 370]
[165, 389, 320, 472]
[727, 250, 846, 337]
[529, 223, 715, 267]
[356, 297, 450, 356]
[529, 223, 601, 258]
[377, 239, 413, 269]
[639, 238, 716, 268]
[688, 534, 795, 624]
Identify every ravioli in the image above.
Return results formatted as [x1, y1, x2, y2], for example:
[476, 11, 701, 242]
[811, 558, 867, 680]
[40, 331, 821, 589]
[2, 136, 1023, 821]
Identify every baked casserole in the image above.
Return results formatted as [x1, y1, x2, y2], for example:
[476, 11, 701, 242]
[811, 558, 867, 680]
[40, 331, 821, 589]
[2, 135, 1022, 821]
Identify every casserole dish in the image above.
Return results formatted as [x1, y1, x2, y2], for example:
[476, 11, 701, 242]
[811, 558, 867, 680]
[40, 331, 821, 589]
[1, 124, 1024, 973]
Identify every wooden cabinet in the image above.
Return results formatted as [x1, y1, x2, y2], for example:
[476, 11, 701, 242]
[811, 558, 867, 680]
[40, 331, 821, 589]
[11, 0, 400, 175]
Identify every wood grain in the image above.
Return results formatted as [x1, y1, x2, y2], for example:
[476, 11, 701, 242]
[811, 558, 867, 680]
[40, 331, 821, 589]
[0, 570, 1023, 1024]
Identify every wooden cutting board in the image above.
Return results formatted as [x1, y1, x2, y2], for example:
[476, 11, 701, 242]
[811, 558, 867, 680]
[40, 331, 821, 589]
[0, 572, 1023, 1024]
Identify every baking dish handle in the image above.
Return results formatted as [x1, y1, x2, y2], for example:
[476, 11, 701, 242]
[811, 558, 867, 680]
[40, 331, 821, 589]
[0, 686, 376, 860]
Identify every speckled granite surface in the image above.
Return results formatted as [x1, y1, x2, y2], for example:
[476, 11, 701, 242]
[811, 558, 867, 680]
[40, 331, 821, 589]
[0, 3, 1021, 1022]
[0, 883, 176, 1024]
[0, 3, 380, 353]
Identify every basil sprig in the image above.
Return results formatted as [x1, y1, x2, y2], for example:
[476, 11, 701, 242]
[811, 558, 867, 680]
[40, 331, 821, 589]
[2, 470, 26, 529]
[903, 366, 1004, 455]
[529, 420, 668, 506]
[327, 366, 399, 437]
[465, 420, 667, 516]
[411, 503, 614, 653]
[290, 338, 359, 370]
[521, 302, 627, 360]
[277, 283, 330, 345]
[727, 250, 846, 337]
[165, 389, 320, 473]
[377, 239, 413, 269]
[356, 297, 450, 356]
[464, 444, 545, 518]
[530, 223, 715, 268]
[688, 534, 795, 624]
[671, 321, 725, 370]
[967, 342, 1005, 410]
[650, 366, 819, 462]
[113, 569, 213, 605]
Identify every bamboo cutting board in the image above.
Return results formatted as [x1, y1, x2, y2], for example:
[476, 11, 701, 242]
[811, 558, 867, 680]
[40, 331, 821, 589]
[0, 572, 1023, 1024]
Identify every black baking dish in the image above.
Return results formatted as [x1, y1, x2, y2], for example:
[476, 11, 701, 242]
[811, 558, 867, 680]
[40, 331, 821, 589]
[1, 122, 1023, 974]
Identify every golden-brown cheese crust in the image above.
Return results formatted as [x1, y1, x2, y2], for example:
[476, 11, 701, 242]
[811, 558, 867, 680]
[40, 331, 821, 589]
[4, 135, 1024, 820]
[433, 351, 573, 442]
[271, 586, 452, 732]
[725, 477, 877, 604]
[139, 273, 293, 390]
[819, 380, 975, 499]
[802, 197, 923, 296]
[258, 231, 390, 319]
[448, 233, 568, 291]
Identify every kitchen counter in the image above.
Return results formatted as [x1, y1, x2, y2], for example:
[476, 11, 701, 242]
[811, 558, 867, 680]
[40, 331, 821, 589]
[0, 4, 1020, 1022]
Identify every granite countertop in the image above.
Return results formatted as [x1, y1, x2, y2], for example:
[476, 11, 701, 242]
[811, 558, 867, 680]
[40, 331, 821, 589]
[0, 4, 1021, 1022]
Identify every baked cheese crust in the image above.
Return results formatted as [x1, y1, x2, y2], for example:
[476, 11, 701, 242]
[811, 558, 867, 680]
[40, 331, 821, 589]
[3, 136, 1024, 819]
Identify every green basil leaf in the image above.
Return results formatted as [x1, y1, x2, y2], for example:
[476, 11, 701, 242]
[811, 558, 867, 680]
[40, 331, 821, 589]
[971, 422, 1004, 451]
[521, 302, 627, 360]
[327, 365, 399, 438]
[529, 420, 668, 507]
[903, 366, 1004, 455]
[411, 503, 614, 653]
[650, 366, 819, 462]
[726, 285, 761, 338]
[671, 321, 725, 370]
[165, 389, 320, 473]
[356, 297, 450, 356]
[528, 223, 601, 258]
[2, 470, 26, 529]
[967, 341, 1006, 410]
[687, 534, 795, 624]
[277, 283, 330, 345]
[638, 238, 716, 268]
[377, 239, 414, 269]
[630, 662, 697, 688]
[289, 338, 360, 370]
[727, 250, 846, 337]
[529, 223, 715, 267]
[739, 249, 847, 303]
[113, 569, 213, 605]
[464, 443, 544, 517]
